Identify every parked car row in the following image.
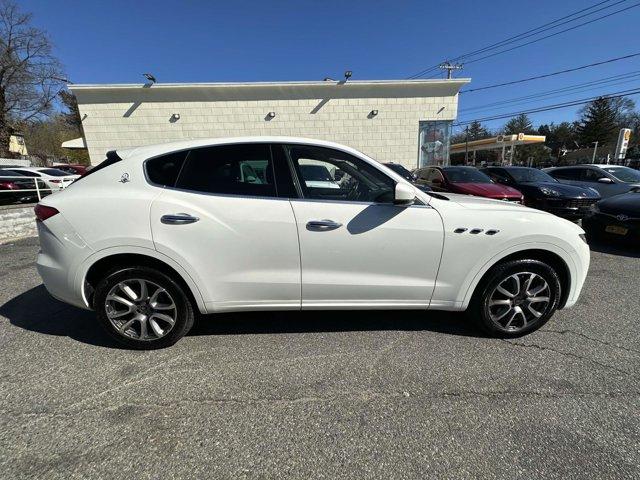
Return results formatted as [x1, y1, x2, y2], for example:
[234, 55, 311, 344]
[0, 166, 81, 206]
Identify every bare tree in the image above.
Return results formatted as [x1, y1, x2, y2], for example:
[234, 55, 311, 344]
[0, 0, 65, 156]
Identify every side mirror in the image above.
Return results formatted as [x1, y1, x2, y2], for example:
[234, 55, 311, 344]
[630, 186, 640, 193]
[394, 182, 416, 206]
[597, 177, 614, 184]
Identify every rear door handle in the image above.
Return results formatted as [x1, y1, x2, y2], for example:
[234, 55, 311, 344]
[306, 219, 342, 231]
[161, 213, 200, 225]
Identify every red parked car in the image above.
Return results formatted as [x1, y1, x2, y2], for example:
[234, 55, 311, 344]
[413, 166, 524, 202]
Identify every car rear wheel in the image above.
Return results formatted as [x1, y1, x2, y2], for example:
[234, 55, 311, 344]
[469, 259, 561, 337]
[94, 267, 195, 349]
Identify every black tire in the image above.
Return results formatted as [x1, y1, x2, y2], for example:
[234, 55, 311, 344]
[468, 259, 561, 338]
[94, 266, 195, 349]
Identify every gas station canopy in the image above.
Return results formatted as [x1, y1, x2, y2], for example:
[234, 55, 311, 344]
[450, 133, 546, 154]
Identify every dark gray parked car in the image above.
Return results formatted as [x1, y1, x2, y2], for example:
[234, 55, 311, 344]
[543, 164, 640, 198]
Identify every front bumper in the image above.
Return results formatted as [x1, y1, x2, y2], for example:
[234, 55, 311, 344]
[582, 212, 640, 240]
[526, 197, 598, 219]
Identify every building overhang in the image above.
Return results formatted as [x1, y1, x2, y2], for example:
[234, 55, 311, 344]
[69, 79, 470, 104]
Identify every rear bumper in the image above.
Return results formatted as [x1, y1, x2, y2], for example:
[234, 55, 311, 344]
[36, 216, 93, 310]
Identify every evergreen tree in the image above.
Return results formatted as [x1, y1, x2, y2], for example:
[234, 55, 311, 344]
[576, 97, 619, 146]
[503, 114, 534, 135]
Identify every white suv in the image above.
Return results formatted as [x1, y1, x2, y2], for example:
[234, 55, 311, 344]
[35, 137, 590, 349]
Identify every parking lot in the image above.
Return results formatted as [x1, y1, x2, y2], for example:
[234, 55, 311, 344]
[0, 236, 638, 479]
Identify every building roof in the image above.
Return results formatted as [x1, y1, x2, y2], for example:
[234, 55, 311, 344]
[61, 137, 87, 149]
[69, 79, 470, 104]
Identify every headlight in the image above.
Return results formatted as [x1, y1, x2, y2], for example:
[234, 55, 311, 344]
[590, 203, 600, 213]
[579, 234, 588, 244]
[539, 187, 561, 197]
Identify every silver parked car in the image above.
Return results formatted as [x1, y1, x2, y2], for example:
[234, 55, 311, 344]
[543, 164, 640, 198]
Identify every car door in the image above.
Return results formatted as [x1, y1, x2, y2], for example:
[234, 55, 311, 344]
[283, 144, 444, 308]
[548, 168, 583, 187]
[149, 143, 301, 312]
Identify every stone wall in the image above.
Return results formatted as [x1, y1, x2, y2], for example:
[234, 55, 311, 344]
[0, 205, 37, 243]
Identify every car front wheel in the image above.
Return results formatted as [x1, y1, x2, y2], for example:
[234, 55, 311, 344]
[94, 266, 195, 349]
[469, 259, 561, 337]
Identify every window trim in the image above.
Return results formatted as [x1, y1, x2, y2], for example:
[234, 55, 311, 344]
[143, 143, 286, 200]
[284, 143, 397, 204]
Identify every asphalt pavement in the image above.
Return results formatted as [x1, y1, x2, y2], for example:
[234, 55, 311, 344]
[0, 236, 639, 479]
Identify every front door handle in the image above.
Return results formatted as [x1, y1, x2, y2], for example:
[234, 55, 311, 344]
[161, 213, 200, 225]
[306, 219, 342, 231]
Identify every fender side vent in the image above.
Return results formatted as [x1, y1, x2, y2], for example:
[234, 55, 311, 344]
[454, 228, 468, 234]
[469, 228, 483, 234]
[486, 229, 500, 235]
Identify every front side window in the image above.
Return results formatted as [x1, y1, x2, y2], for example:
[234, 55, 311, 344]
[602, 166, 640, 183]
[508, 168, 556, 183]
[583, 168, 606, 182]
[176, 144, 277, 197]
[287, 145, 394, 203]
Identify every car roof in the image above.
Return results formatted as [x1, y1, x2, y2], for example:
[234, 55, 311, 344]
[115, 136, 372, 161]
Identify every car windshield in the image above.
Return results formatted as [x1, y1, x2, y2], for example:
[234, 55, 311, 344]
[601, 166, 640, 183]
[444, 167, 493, 184]
[507, 168, 557, 183]
[384, 163, 414, 181]
[40, 168, 72, 177]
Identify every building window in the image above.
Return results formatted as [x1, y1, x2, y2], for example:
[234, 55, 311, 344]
[418, 121, 452, 167]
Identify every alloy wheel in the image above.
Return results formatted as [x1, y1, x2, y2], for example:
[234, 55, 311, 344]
[487, 272, 551, 332]
[105, 278, 177, 341]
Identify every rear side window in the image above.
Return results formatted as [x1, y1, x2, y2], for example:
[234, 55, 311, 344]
[74, 150, 122, 183]
[146, 151, 188, 187]
[176, 144, 277, 197]
[550, 168, 581, 180]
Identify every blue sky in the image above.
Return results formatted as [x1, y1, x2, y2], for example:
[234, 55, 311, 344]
[21, 0, 640, 134]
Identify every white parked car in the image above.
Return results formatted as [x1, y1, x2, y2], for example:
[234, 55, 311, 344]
[35, 137, 590, 349]
[10, 167, 79, 191]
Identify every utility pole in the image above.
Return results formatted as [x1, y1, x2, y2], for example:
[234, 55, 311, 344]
[464, 126, 469, 164]
[592, 141, 599, 163]
[439, 62, 464, 79]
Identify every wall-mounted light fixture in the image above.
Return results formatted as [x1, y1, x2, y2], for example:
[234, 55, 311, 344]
[143, 73, 156, 84]
[267, 111, 276, 118]
[370, 110, 378, 117]
[170, 113, 180, 123]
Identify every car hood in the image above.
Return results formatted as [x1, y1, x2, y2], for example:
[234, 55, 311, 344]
[517, 181, 600, 198]
[597, 191, 640, 216]
[453, 182, 522, 198]
[445, 192, 535, 212]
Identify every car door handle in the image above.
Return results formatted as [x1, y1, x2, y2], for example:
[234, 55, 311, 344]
[161, 213, 200, 225]
[306, 219, 342, 231]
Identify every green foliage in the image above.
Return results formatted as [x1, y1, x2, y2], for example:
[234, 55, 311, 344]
[503, 114, 534, 135]
[576, 97, 619, 146]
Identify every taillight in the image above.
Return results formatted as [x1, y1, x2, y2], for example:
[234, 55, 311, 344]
[34, 204, 59, 222]
[50, 179, 62, 184]
[0, 181, 18, 190]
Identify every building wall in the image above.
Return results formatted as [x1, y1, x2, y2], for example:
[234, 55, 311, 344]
[0, 205, 36, 243]
[72, 81, 467, 167]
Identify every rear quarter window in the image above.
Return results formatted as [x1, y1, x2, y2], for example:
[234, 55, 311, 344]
[145, 151, 188, 187]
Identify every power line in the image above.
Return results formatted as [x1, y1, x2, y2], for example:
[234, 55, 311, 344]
[445, 0, 624, 65]
[463, 1, 640, 66]
[459, 71, 640, 113]
[460, 52, 640, 93]
[453, 87, 640, 126]
[407, 0, 636, 79]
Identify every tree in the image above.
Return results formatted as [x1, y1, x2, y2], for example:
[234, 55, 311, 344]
[503, 113, 534, 135]
[576, 97, 619, 146]
[538, 122, 577, 156]
[0, 0, 65, 156]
